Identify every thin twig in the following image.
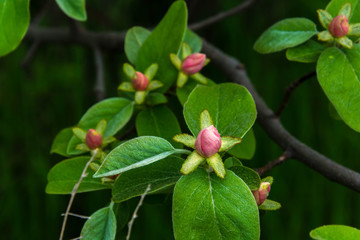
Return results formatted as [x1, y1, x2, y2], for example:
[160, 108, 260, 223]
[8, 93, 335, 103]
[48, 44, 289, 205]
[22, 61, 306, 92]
[93, 46, 105, 101]
[59, 149, 98, 240]
[275, 71, 316, 117]
[126, 184, 151, 240]
[21, 41, 41, 68]
[256, 151, 292, 176]
[61, 212, 91, 219]
[69, 237, 82, 240]
[189, 0, 258, 30]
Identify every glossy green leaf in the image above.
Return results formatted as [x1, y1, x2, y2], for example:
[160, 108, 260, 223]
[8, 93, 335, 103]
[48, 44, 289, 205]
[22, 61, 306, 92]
[124, 27, 151, 64]
[112, 156, 183, 202]
[173, 168, 260, 240]
[286, 40, 325, 63]
[94, 136, 190, 178]
[136, 106, 182, 148]
[46, 157, 112, 194]
[326, 0, 360, 23]
[310, 225, 360, 240]
[0, 0, 30, 56]
[55, 0, 87, 21]
[50, 127, 73, 157]
[317, 46, 360, 132]
[254, 18, 317, 54]
[227, 129, 256, 160]
[224, 157, 243, 168]
[146, 92, 167, 106]
[79, 98, 134, 137]
[136, 1, 188, 92]
[184, 83, 257, 138]
[183, 29, 202, 53]
[176, 79, 215, 105]
[81, 206, 116, 240]
[259, 199, 281, 211]
[230, 166, 261, 190]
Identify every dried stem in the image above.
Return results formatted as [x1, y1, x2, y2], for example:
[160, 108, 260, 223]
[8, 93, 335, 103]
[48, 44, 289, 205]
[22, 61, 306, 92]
[61, 212, 90, 220]
[126, 184, 151, 240]
[256, 151, 292, 176]
[275, 71, 316, 117]
[59, 149, 98, 240]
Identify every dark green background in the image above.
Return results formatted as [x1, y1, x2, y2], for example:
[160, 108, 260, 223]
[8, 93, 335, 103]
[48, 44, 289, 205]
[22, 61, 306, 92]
[1, 0, 359, 239]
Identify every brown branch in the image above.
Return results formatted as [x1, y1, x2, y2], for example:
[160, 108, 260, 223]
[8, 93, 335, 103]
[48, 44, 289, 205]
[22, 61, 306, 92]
[202, 40, 360, 193]
[256, 151, 291, 176]
[275, 71, 316, 117]
[24, 27, 360, 192]
[21, 41, 41, 68]
[59, 149, 98, 240]
[189, 0, 258, 30]
[93, 46, 105, 101]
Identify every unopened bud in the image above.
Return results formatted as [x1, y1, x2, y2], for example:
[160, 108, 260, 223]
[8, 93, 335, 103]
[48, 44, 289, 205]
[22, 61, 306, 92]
[195, 125, 221, 157]
[329, 15, 349, 37]
[86, 129, 102, 149]
[252, 182, 271, 206]
[132, 71, 149, 91]
[181, 53, 206, 75]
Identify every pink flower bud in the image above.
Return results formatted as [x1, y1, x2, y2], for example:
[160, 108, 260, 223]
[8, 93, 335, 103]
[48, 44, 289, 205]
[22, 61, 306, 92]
[252, 182, 271, 206]
[195, 125, 221, 157]
[181, 53, 206, 75]
[329, 15, 349, 37]
[86, 129, 102, 149]
[132, 71, 149, 91]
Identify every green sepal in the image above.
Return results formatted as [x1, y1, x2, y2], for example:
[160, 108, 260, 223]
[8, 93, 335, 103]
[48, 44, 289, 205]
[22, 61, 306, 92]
[135, 91, 146, 105]
[181, 151, 204, 175]
[317, 9, 333, 29]
[199, 109, 213, 130]
[72, 127, 87, 142]
[204, 58, 210, 67]
[75, 143, 89, 151]
[206, 153, 225, 179]
[181, 42, 193, 59]
[90, 162, 100, 172]
[338, 2, 351, 19]
[118, 82, 135, 92]
[219, 136, 242, 152]
[170, 53, 182, 70]
[144, 63, 159, 80]
[101, 177, 116, 184]
[349, 23, 360, 36]
[123, 63, 136, 79]
[146, 92, 167, 106]
[191, 73, 208, 84]
[95, 119, 107, 136]
[262, 176, 274, 184]
[177, 71, 189, 88]
[102, 136, 116, 147]
[336, 36, 353, 49]
[318, 30, 333, 41]
[259, 199, 281, 211]
[147, 80, 163, 91]
[173, 133, 196, 148]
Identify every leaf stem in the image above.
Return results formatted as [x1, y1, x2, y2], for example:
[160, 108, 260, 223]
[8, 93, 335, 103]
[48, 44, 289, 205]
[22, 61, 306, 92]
[59, 149, 99, 240]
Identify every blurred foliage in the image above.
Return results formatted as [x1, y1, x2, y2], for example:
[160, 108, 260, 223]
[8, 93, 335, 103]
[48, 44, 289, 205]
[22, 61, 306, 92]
[1, 0, 360, 239]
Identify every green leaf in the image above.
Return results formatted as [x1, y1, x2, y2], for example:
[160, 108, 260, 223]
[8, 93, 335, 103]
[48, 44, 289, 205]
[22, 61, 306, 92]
[173, 168, 260, 240]
[224, 157, 243, 168]
[81, 206, 116, 240]
[0, 0, 30, 56]
[146, 92, 167, 106]
[46, 157, 112, 194]
[136, 106, 182, 148]
[259, 199, 281, 211]
[176, 79, 216, 105]
[78, 98, 134, 137]
[254, 18, 318, 54]
[183, 29, 202, 53]
[230, 166, 261, 190]
[124, 27, 151, 64]
[112, 156, 183, 202]
[310, 225, 360, 240]
[227, 129, 256, 160]
[316, 46, 360, 132]
[184, 83, 257, 138]
[286, 40, 326, 63]
[136, 1, 188, 92]
[50, 127, 73, 157]
[55, 0, 87, 21]
[326, 0, 360, 23]
[94, 136, 190, 178]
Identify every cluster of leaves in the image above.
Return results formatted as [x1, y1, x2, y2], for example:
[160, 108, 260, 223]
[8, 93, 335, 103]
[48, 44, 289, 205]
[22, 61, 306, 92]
[254, 0, 360, 133]
[47, 1, 280, 239]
